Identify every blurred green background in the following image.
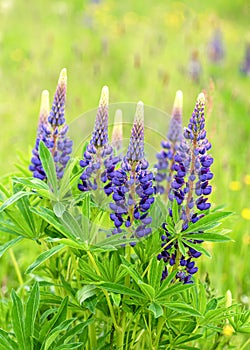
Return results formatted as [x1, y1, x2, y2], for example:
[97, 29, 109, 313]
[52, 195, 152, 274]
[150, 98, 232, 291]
[0, 0, 250, 305]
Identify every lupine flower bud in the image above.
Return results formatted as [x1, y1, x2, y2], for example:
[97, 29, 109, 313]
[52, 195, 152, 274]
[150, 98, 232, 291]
[126, 101, 144, 162]
[48, 68, 67, 127]
[158, 93, 213, 283]
[188, 50, 202, 83]
[29, 69, 72, 180]
[155, 90, 183, 196]
[111, 109, 123, 153]
[108, 102, 154, 240]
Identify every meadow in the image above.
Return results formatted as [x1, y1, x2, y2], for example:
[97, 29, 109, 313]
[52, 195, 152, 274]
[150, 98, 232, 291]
[0, 0, 250, 348]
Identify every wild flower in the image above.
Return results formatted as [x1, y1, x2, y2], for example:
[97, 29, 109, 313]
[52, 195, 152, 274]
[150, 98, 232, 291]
[29, 68, 72, 180]
[155, 90, 183, 198]
[207, 28, 225, 63]
[158, 93, 214, 283]
[240, 42, 250, 76]
[188, 50, 202, 83]
[78, 86, 118, 194]
[108, 102, 154, 239]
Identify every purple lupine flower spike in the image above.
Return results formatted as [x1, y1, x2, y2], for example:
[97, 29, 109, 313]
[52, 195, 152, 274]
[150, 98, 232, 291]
[108, 102, 154, 240]
[158, 93, 213, 284]
[111, 109, 123, 154]
[155, 90, 183, 197]
[29, 90, 51, 180]
[240, 42, 250, 76]
[30, 69, 73, 180]
[78, 86, 117, 194]
[207, 28, 225, 64]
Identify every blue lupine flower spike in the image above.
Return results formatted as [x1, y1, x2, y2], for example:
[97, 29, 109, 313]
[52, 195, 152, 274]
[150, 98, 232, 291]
[29, 90, 51, 180]
[30, 69, 73, 180]
[78, 86, 118, 195]
[108, 102, 154, 241]
[158, 93, 213, 284]
[155, 90, 183, 198]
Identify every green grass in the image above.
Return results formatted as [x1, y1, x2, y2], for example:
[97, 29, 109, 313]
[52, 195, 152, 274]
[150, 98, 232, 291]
[0, 0, 250, 307]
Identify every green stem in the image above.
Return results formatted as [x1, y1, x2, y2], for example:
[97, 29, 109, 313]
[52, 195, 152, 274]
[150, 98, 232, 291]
[240, 337, 250, 350]
[153, 316, 165, 348]
[9, 248, 24, 286]
[89, 321, 97, 349]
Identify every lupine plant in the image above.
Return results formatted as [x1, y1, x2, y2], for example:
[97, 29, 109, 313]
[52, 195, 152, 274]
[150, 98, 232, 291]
[0, 70, 249, 350]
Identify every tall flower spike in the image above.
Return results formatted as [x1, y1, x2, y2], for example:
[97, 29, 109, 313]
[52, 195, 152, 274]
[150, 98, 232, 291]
[158, 93, 213, 284]
[78, 86, 117, 194]
[30, 69, 73, 180]
[29, 90, 52, 180]
[111, 109, 123, 153]
[108, 102, 154, 240]
[155, 90, 183, 197]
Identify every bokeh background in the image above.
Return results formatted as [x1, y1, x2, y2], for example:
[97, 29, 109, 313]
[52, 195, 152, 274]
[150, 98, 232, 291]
[0, 0, 250, 305]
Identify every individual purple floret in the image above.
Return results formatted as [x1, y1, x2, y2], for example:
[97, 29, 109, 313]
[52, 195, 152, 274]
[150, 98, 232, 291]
[207, 29, 225, 63]
[155, 90, 183, 198]
[158, 93, 213, 283]
[240, 42, 250, 76]
[29, 69, 73, 180]
[78, 86, 118, 194]
[108, 102, 154, 239]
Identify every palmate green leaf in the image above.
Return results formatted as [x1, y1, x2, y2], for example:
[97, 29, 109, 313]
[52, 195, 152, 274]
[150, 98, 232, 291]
[0, 329, 18, 350]
[39, 297, 68, 343]
[156, 282, 194, 300]
[44, 319, 75, 350]
[25, 244, 65, 274]
[16, 196, 37, 237]
[25, 282, 40, 349]
[59, 211, 84, 241]
[30, 207, 77, 241]
[0, 236, 23, 258]
[137, 280, 155, 300]
[183, 211, 232, 234]
[38, 141, 58, 197]
[183, 240, 211, 258]
[55, 320, 93, 346]
[148, 259, 164, 290]
[174, 333, 203, 346]
[99, 282, 145, 299]
[148, 302, 164, 318]
[12, 177, 51, 199]
[0, 191, 32, 213]
[11, 290, 26, 350]
[81, 192, 90, 240]
[53, 202, 66, 218]
[163, 302, 201, 317]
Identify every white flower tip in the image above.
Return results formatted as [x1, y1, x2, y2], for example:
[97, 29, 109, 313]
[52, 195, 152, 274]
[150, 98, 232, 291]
[59, 68, 67, 85]
[40, 90, 50, 115]
[135, 101, 144, 122]
[100, 85, 109, 106]
[198, 92, 205, 103]
[114, 109, 122, 124]
[174, 90, 183, 110]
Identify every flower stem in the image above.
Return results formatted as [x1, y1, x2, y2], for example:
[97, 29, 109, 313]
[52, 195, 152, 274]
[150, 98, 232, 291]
[9, 248, 24, 286]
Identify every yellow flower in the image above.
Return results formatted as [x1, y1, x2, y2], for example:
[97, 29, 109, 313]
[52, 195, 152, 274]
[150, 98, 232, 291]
[241, 208, 250, 220]
[229, 181, 241, 191]
[222, 324, 234, 336]
[244, 175, 250, 185]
